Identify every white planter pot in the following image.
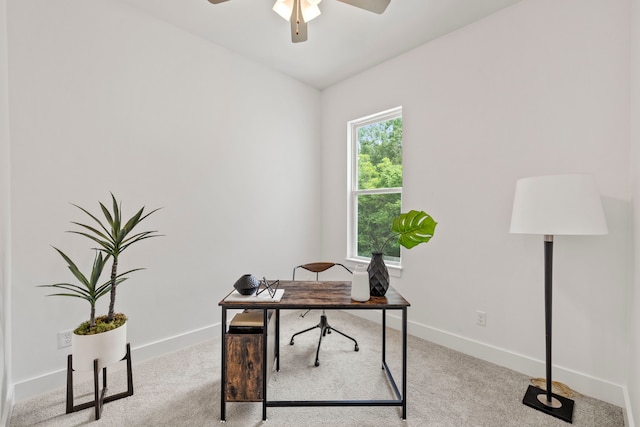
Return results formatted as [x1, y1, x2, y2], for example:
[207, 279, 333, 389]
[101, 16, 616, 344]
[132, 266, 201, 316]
[71, 322, 127, 371]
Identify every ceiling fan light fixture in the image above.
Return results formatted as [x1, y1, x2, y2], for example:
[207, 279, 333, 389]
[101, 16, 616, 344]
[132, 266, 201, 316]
[210, 0, 389, 44]
[273, 0, 292, 20]
[272, 0, 322, 23]
[302, 4, 321, 22]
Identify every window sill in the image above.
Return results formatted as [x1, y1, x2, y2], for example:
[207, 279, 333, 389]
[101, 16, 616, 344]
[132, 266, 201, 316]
[345, 257, 403, 278]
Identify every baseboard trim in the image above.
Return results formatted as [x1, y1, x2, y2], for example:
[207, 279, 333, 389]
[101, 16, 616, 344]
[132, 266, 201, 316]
[130, 322, 217, 362]
[1, 388, 13, 427]
[348, 309, 626, 408]
[13, 323, 219, 402]
[623, 385, 636, 427]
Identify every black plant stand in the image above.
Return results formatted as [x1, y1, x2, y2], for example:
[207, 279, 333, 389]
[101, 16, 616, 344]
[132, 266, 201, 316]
[66, 343, 134, 420]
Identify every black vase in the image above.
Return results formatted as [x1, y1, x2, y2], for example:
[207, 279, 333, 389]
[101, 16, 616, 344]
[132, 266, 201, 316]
[233, 274, 260, 295]
[367, 252, 389, 296]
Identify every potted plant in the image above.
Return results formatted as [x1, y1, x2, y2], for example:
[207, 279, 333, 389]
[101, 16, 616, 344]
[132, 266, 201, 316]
[39, 248, 142, 370]
[368, 209, 437, 296]
[41, 193, 160, 370]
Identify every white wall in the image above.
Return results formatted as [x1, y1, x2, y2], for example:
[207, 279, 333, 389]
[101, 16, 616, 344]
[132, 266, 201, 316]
[0, 0, 12, 423]
[322, 0, 631, 407]
[5, 0, 637, 420]
[7, 0, 322, 399]
[629, 0, 640, 424]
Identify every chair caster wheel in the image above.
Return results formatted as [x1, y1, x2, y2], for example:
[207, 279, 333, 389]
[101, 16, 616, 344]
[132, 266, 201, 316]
[315, 360, 320, 367]
[290, 339, 294, 345]
[355, 345, 359, 351]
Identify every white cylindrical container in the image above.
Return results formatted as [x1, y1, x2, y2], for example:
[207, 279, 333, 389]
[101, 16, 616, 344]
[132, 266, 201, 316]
[351, 265, 370, 302]
[72, 322, 127, 371]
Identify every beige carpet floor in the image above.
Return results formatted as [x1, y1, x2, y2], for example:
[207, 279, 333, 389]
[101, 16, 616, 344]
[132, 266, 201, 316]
[10, 310, 624, 426]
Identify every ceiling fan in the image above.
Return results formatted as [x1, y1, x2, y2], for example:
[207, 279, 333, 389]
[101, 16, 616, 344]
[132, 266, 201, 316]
[206, 0, 391, 43]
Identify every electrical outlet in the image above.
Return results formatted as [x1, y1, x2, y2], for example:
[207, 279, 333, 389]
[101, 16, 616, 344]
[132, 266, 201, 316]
[57, 330, 73, 349]
[476, 311, 487, 327]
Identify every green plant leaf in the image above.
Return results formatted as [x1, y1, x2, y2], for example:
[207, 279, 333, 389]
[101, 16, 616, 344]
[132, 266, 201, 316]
[70, 204, 112, 240]
[38, 283, 91, 299]
[39, 248, 112, 326]
[392, 210, 437, 249]
[65, 194, 162, 321]
[52, 247, 91, 288]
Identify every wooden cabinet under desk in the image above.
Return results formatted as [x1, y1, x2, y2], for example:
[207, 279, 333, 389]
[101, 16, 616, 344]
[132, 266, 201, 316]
[225, 310, 275, 402]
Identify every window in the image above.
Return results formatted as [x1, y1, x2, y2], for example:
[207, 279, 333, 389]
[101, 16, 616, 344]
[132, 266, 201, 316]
[348, 107, 403, 265]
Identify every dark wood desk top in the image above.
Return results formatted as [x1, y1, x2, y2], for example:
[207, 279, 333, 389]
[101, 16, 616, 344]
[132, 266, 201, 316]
[219, 280, 410, 310]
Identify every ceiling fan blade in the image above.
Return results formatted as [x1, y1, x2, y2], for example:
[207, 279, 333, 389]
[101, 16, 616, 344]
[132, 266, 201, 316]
[207, 0, 229, 4]
[290, 0, 308, 43]
[337, 0, 390, 14]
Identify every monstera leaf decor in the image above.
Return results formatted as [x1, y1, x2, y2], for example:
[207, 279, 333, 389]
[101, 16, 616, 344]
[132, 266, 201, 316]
[392, 210, 437, 250]
[368, 210, 437, 296]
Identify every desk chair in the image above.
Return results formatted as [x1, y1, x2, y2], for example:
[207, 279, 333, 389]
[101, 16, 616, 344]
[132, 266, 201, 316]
[289, 262, 359, 366]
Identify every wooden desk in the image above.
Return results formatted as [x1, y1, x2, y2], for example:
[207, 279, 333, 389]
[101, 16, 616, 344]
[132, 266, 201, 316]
[219, 280, 410, 421]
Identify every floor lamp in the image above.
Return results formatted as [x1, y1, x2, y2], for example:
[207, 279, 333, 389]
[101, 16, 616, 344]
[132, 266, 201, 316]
[509, 174, 607, 423]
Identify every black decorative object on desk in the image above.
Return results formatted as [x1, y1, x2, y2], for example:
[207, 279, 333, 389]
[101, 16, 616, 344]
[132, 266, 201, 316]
[368, 252, 389, 296]
[233, 274, 260, 295]
[256, 277, 280, 298]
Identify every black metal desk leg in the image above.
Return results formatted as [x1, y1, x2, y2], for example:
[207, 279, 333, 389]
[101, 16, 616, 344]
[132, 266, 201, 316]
[381, 309, 387, 368]
[262, 309, 268, 421]
[221, 308, 227, 421]
[275, 309, 280, 372]
[402, 307, 407, 420]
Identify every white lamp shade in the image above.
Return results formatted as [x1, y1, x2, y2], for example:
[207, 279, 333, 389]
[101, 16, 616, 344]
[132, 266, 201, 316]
[510, 174, 608, 236]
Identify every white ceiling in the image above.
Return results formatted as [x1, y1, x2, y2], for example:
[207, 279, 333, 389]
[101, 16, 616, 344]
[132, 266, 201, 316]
[115, 0, 522, 89]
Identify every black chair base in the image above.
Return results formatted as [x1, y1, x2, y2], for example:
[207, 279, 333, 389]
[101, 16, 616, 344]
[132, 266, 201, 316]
[290, 314, 359, 366]
[66, 342, 134, 420]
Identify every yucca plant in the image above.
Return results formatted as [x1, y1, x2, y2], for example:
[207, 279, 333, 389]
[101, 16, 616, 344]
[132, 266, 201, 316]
[69, 193, 161, 322]
[39, 248, 139, 329]
[380, 209, 437, 252]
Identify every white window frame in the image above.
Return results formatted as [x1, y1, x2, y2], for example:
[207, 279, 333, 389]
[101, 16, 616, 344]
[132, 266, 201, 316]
[346, 106, 403, 273]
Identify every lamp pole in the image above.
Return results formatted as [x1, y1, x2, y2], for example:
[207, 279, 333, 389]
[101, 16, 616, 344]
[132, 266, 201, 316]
[521, 233, 574, 422]
[542, 235, 560, 408]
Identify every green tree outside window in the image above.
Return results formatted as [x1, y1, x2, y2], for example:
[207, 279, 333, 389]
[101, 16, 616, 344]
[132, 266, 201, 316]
[355, 116, 403, 260]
